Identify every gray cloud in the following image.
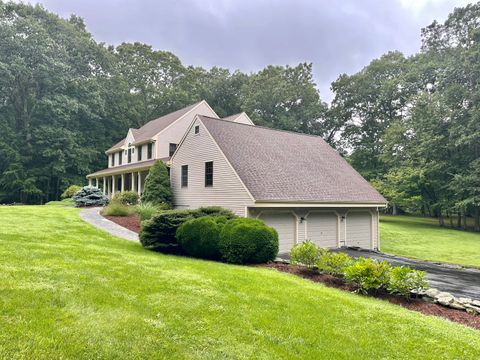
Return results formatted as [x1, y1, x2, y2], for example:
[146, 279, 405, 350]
[22, 0, 474, 102]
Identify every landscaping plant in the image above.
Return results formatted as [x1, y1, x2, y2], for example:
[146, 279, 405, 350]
[141, 160, 173, 206]
[140, 207, 236, 249]
[73, 186, 109, 207]
[61, 185, 82, 199]
[219, 218, 278, 264]
[343, 257, 392, 294]
[102, 202, 134, 217]
[176, 216, 228, 260]
[135, 202, 170, 221]
[113, 191, 139, 205]
[316, 251, 353, 276]
[387, 266, 428, 298]
[290, 240, 324, 269]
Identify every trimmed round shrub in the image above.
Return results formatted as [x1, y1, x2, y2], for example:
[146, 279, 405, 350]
[140, 207, 236, 249]
[61, 185, 82, 199]
[73, 186, 109, 207]
[113, 191, 139, 205]
[218, 218, 278, 264]
[176, 216, 227, 260]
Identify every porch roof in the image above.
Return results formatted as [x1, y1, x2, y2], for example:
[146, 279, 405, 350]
[86, 158, 168, 178]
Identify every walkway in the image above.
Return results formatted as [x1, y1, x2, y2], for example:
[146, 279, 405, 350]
[79, 207, 139, 242]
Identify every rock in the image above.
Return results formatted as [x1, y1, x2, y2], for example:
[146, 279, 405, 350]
[465, 304, 480, 314]
[424, 288, 440, 298]
[436, 292, 455, 306]
[457, 297, 472, 305]
[449, 301, 466, 310]
[472, 300, 480, 307]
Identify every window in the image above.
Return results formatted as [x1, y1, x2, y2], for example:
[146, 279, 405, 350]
[111, 154, 115, 167]
[181, 165, 188, 187]
[205, 161, 213, 187]
[128, 148, 132, 163]
[118, 151, 122, 165]
[194, 125, 200, 134]
[169, 143, 177, 157]
[137, 145, 142, 161]
[147, 143, 153, 159]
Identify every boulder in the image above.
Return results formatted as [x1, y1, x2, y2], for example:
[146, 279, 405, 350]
[436, 292, 454, 306]
[465, 304, 480, 314]
[472, 300, 480, 307]
[457, 297, 472, 305]
[424, 288, 440, 298]
[449, 301, 466, 310]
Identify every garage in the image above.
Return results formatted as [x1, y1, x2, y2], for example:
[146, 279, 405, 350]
[258, 212, 296, 253]
[346, 211, 372, 248]
[306, 212, 338, 248]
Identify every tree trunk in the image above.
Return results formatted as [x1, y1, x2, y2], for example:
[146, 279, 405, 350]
[438, 210, 445, 227]
[448, 210, 453, 228]
[392, 203, 397, 216]
[457, 211, 462, 228]
[462, 212, 467, 231]
[474, 207, 480, 232]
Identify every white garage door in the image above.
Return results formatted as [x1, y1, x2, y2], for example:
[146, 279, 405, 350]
[306, 212, 338, 248]
[258, 212, 296, 253]
[346, 212, 372, 249]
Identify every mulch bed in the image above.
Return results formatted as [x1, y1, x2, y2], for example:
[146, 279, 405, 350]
[263, 262, 480, 330]
[103, 214, 141, 233]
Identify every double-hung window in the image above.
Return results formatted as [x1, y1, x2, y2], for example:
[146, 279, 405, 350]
[205, 161, 213, 187]
[181, 165, 188, 187]
[169, 143, 177, 157]
[111, 154, 115, 166]
[147, 143, 153, 159]
[137, 146, 142, 161]
[127, 148, 132, 163]
[118, 151, 122, 165]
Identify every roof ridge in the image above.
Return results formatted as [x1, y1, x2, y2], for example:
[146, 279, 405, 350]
[199, 114, 327, 141]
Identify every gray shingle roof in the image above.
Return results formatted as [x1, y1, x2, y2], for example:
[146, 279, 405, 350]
[107, 101, 204, 152]
[199, 116, 386, 204]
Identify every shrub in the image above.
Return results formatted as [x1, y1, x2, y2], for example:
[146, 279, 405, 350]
[387, 266, 429, 298]
[316, 251, 353, 276]
[140, 207, 236, 249]
[61, 185, 82, 199]
[343, 258, 391, 294]
[113, 191, 139, 205]
[141, 160, 173, 206]
[102, 202, 134, 217]
[135, 202, 171, 221]
[218, 218, 278, 264]
[73, 186, 109, 207]
[290, 240, 324, 269]
[195, 206, 236, 219]
[176, 216, 227, 260]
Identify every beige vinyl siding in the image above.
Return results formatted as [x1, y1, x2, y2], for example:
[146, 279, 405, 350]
[155, 102, 218, 159]
[171, 119, 254, 216]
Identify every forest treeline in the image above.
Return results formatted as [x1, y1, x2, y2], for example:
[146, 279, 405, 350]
[0, 1, 479, 230]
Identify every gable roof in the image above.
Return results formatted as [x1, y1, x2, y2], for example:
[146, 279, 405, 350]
[222, 112, 254, 125]
[107, 101, 209, 152]
[198, 115, 386, 204]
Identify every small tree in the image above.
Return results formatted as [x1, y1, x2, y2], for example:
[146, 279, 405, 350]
[141, 160, 173, 206]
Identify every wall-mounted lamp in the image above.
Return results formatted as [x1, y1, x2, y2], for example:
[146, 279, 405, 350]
[341, 215, 346, 222]
[299, 217, 305, 223]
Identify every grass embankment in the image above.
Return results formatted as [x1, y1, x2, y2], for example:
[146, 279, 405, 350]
[0, 206, 479, 359]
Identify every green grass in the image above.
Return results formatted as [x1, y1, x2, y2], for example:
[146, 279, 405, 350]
[381, 215, 480, 268]
[0, 207, 479, 359]
[44, 198, 74, 207]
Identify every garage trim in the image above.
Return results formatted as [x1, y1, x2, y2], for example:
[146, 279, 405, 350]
[256, 210, 299, 246]
[345, 209, 374, 249]
[305, 210, 340, 247]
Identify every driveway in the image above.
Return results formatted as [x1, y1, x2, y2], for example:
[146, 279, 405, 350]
[279, 248, 480, 300]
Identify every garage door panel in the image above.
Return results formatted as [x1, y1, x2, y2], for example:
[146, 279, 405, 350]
[346, 212, 371, 249]
[259, 212, 296, 253]
[307, 212, 337, 248]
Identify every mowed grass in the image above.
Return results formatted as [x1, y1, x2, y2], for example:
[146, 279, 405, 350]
[380, 215, 480, 268]
[0, 207, 479, 359]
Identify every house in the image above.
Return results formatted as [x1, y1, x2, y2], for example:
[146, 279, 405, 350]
[87, 101, 387, 252]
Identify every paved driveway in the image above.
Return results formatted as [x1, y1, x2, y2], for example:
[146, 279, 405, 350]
[279, 248, 480, 300]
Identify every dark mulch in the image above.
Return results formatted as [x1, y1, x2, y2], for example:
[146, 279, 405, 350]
[103, 214, 141, 233]
[263, 262, 480, 330]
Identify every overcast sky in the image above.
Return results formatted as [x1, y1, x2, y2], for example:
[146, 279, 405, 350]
[20, 0, 475, 102]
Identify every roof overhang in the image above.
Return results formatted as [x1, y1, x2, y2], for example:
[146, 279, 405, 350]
[131, 139, 155, 146]
[86, 159, 159, 178]
[251, 201, 388, 208]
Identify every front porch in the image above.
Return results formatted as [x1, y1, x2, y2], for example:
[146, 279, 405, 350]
[86, 159, 156, 198]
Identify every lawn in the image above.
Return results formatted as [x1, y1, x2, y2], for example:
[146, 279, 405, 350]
[380, 215, 480, 268]
[0, 207, 479, 359]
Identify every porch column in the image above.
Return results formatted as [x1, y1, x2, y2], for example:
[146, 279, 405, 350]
[112, 175, 116, 197]
[121, 173, 125, 192]
[103, 177, 106, 194]
[95, 178, 99, 188]
[88, 178, 92, 186]
[132, 172, 136, 193]
[137, 172, 142, 194]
